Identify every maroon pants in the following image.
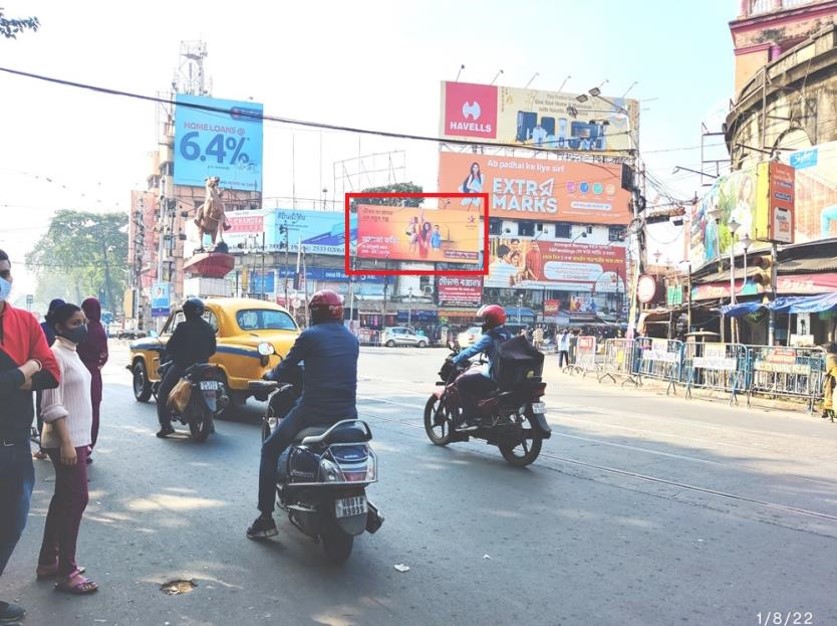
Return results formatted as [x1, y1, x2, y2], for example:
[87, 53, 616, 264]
[39, 446, 89, 576]
[90, 399, 100, 450]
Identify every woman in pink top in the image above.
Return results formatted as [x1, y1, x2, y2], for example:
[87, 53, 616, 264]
[37, 303, 98, 594]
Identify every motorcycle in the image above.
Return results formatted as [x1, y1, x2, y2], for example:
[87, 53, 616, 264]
[249, 372, 384, 563]
[155, 361, 228, 442]
[424, 342, 551, 466]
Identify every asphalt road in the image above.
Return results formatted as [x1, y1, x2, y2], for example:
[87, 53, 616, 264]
[3, 343, 837, 626]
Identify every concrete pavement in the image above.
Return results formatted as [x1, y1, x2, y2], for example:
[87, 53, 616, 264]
[1, 344, 835, 625]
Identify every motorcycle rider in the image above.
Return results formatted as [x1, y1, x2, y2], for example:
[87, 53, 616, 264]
[247, 290, 359, 540]
[449, 304, 512, 430]
[156, 298, 217, 438]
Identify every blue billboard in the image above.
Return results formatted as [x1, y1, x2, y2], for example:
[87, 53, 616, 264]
[225, 209, 357, 256]
[174, 94, 264, 192]
[151, 281, 171, 318]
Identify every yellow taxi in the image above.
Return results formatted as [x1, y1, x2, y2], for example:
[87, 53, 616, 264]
[128, 298, 300, 410]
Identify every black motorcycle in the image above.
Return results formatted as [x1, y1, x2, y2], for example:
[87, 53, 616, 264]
[249, 374, 384, 563]
[424, 340, 551, 467]
[155, 361, 228, 442]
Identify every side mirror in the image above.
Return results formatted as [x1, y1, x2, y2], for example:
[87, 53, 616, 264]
[447, 340, 456, 351]
[149, 330, 159, 338]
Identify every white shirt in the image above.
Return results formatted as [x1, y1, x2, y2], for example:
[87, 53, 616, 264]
[40, 337, 93, 449]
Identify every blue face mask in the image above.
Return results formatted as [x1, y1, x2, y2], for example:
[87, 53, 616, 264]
[0, 277, 11, 302]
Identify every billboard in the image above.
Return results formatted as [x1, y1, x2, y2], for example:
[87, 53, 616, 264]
[440, 81, 639, 153]
[755, 161, 795, 244]
[151, 282, 171, 318]
[485, 238, 626, 291]
[174, 94, 264, 192]
[218, 209, 355, 256]
[356, 204, 481, 263]
[437, 276, 483, 307]
[789, 141, 837, 243]
[438, 152, 631, 224]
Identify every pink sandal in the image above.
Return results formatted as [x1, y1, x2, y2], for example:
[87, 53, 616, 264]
[55, 569, 97, 594]
[36, 563, 85, 580]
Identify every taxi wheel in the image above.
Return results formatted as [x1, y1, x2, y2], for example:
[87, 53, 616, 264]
[132, 361, 152, 403]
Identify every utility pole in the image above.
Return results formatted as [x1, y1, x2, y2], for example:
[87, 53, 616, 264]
[768, 241, 778, 346]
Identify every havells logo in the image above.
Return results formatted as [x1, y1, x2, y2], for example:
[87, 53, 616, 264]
[444, 82, 497, 139]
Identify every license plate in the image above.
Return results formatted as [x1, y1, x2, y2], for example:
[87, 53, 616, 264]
[532, 402, 546, 414]
[335, 495, 367, 519]
[200, 381, 218, 391]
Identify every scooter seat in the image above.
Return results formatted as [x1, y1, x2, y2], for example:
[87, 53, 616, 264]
[295, 420, 372, 445]
[293, 426, 330, 442]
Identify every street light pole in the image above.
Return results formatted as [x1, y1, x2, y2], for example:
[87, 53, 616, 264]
[408, 286, 413, 327]
[517, 293, 523, 324]
[729, 218, 740, 343]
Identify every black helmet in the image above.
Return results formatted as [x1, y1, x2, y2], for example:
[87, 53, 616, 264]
[183, 297, 205, 320]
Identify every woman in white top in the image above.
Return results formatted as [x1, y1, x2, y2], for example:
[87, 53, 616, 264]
[37, 303, 98, 594]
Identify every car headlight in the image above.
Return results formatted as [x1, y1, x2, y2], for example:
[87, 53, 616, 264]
[257, 342, 275, 356]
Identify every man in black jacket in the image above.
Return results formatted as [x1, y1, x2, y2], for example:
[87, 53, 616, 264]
[0, 250, 60, 624]
[156, 298, 216, 438]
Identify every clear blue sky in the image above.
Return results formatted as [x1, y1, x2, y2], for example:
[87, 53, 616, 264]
[0, 0, 737, 293]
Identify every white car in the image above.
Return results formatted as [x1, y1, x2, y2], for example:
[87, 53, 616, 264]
[380, 327, 428, 348]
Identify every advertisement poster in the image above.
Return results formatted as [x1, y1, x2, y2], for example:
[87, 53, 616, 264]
[485, 238, 626, 291]
[789, 141, 837, 243]
[755, 161, 795, 244]
[437, 276, 483, 307]
[174, 94, 264, 191]
[151, 282, 171, 318]
[439, 81, 639, 153]
[356, 204, 481, 263]
[438, 152, 631, 225]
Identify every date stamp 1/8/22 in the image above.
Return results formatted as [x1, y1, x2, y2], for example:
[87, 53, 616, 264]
[757, 612, 814, 626]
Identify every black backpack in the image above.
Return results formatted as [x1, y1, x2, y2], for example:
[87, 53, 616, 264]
[493, 334, 544, 388]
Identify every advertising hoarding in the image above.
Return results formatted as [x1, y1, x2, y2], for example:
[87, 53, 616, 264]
[437, 276, 483, 307]
[151, 282, 171, 317]
[755, 161, 795, 244]
[789, 141, 837, 243]
[439, 81, 639, 153]
[356, 204, 481, 263]
[218, 209, 355, 256]
[485, 238, 626, 291]
[438, 152, 631, 225]
[174, 94, 263, 191]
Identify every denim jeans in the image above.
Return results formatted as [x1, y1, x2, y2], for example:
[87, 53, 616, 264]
[258, 406, 308, 514]
[0, 436, 35, 575]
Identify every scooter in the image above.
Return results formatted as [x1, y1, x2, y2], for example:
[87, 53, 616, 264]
[424, 343, 551, 467]
[155, 361, 228, 442]
[249, 374, 384, 563]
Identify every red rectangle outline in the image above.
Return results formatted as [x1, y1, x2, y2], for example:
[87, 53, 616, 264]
[344, 192, 489, 277]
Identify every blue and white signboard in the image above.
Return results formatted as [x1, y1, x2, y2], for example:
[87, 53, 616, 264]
[151, 282, 171, 318]
[174, 94, 264, 192]
[790, 147, 818, 170]
[224, 209, 357, 256]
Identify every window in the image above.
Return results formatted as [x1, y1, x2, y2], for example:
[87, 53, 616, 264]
[236, 309, 297, 331]
[203, 310, 219, 334]
[489, 218, 503, 235]
[163, 311, 185, 336]
[608, 226, 626, 242]
[518, 220, 535, 237]
[554, 222, 571, 239]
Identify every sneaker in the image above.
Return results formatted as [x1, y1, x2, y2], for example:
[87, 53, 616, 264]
[0, 600, 25, 622]
[246, 515, 278, 540]
[455, 418, 479, 432]
[156, 425, 175, 438]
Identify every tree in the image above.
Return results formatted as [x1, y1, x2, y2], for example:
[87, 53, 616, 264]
[351, 182, 424, 211]
[0, 8, 39, 38]
[26, 210, 129, 314]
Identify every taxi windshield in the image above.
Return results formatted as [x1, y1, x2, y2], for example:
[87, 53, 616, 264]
[236, 309, 296, 331]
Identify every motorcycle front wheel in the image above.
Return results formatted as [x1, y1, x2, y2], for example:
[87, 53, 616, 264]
[499, 408, 543, 467]
[424, 395, 452, 446]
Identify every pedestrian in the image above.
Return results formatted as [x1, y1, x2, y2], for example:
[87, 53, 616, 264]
[533, 326, 544, 350]
[0, 250, 61, 622]
[37, 302, 98, 594]
[77, 297, 108, 464]
[557, 328, 570, 369]
[34, 298, 66, 461]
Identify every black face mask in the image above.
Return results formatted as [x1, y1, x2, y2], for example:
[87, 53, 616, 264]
[59, 324, 89, 345]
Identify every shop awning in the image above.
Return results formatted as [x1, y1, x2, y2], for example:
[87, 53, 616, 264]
[770, 292, 837, 313]
[719, 302, 766, 317]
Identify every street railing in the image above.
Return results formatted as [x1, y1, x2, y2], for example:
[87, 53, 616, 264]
[565, 336, 599, 377]
[682, 342, 749, 405]
[634, 337, 683, 395]
[746, 345, 826, 412]
[598, 338, 639, 387]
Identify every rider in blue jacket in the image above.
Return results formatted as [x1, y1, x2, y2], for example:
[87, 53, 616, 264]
[247, 290, 359, 540]
[451, 304, 512, 430]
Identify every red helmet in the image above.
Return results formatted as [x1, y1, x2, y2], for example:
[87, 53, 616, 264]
[477, 304, 506, 330]
[309, 289, 344, 324]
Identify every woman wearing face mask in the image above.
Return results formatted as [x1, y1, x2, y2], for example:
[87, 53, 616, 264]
[37, 303, 98, 594]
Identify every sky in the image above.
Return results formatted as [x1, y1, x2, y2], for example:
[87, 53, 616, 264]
[0, 0, 738, 301]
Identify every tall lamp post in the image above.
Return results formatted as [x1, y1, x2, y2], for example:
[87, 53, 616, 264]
[728, 218, 741, 343]
[407, 286, 413, 328]
[517, 293, 523, 324]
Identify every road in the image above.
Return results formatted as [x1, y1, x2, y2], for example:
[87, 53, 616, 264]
[3, 343, 837, 626]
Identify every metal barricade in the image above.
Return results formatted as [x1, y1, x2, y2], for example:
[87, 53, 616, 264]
[682, 342, 748, 405]
[634, 337, 684, 395]
[746, 345, 826, 412]
[565, 336, 598, 377]
[598, 338, 638, 387]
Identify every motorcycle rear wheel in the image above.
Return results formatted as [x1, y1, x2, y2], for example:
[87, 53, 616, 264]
[424, 395, 452, 446]
[321, 520, 354, 564]
[189, 415, 212, 442]
[499, 409, 543, 467]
